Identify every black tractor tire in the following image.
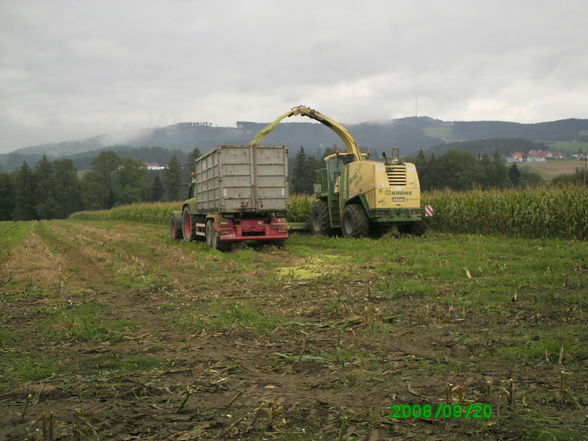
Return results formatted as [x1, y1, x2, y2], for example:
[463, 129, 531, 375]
[310, 200, 332, 236]
[341, 204, 370, 238]
[182, 206, 195, 242]
[170, 214, 182, 240]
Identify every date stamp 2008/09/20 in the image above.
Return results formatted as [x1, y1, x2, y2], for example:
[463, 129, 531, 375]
[389, 403, 493, 419]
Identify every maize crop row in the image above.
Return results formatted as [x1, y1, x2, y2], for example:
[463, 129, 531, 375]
[422, 186, 588, 240]
[70, 186, 587, 240]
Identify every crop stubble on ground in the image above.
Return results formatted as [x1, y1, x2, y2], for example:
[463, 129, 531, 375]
[0, 220, 586, 440]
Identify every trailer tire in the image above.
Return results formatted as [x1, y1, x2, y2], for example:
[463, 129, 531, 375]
[182, 207, 194, 242]
[310, 200, 331, 236]
[206, 219, 230, 252]
[205, 219, 213, 247]
[342, 204, 369, 238]
[170, 215, 182, 240]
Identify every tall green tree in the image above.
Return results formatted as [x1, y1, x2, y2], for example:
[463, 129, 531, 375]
[292, 147, 308, 194]
[91, 151, 121, 208]
[428, 150, 482, 191]
[187, 147, 201, 171]
[12, 162, 37, 220]
[149, 174, 164, 202]
[487, 151, 509, 188]
[508, 163, 521, 186]
[184, 147, 201, 182]
[81, 171, 110, 210]
[35, 155, 59, 219]
[164, 155, 181, 201]
[115, 158, 149, 205]
[0, 173, 14, 221]
[292, 147, 322, 194]
[52, 159, 83, 217]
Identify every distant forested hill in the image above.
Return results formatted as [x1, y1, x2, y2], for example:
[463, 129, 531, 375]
[450, 119, 588, 142]
[425, 138, 549, 156]
[2, 115, 587, 171]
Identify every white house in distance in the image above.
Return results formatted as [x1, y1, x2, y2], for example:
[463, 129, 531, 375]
[527, 150, 547, 162]
[507, 152, 524, 162]
[507, 149, 567, 162]
[144, 162, 166, 170]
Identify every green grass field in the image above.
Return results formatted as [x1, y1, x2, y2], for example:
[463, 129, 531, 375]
[520, 160, 587, 181]
[550, 141, 588, 153]
[0, 218, 586, 440]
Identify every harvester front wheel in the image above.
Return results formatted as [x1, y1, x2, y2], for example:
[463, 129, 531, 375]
[310, 200, 331, 236]
[342, 204, 369, 238]
[170, 215, 182, 240]
[182, 207, 195, 241]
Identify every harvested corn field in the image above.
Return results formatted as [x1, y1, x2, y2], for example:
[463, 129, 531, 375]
[0, 219, 587, 440]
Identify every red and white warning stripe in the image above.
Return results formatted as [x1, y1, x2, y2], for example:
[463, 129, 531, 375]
[424, 205, 434, 217]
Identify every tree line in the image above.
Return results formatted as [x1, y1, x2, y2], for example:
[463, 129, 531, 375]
[290, 147, 549, 194]
[2, 145, 583, 221]
[0, 148, 200, 221]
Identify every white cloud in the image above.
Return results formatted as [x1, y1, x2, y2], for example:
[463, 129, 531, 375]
[0, 0, 587, 152]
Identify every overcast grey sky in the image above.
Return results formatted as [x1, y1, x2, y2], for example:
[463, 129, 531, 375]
[1, 0, 587, 153]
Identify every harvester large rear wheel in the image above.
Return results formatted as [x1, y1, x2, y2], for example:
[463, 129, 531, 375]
[182, 207, 195, 242]
[341, 204, 369, 238]
[310, 200, 332, 236]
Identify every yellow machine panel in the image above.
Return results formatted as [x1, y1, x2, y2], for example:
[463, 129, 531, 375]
[348, 160, 420, 209]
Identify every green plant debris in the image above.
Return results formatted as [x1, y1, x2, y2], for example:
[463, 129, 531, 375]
[277, 257, 337, 279]
[44, 301, 139, 343]
[179, 303, 283, 334]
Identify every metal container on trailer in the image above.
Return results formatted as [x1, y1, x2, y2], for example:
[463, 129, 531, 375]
[194, 145, 288, 214]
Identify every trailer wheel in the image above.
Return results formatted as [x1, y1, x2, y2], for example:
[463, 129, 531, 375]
[342, 204, 369, 238]
[170, 215, 182, 240]
[205, 219, 213, 247]
[206, 219, 230, 252]
[310, 200, 331, 236]
[182, 207, 194, 241]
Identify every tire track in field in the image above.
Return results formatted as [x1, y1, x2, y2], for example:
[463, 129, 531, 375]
[102, 221, 303, 286]
[56, 221, 190, 289]
[2, 227, 65, 292]
[43, 222, 211, 345]
[34, 222, 115, 292]
[63, 221, 257, 293]
[97, 221, 357, 318]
